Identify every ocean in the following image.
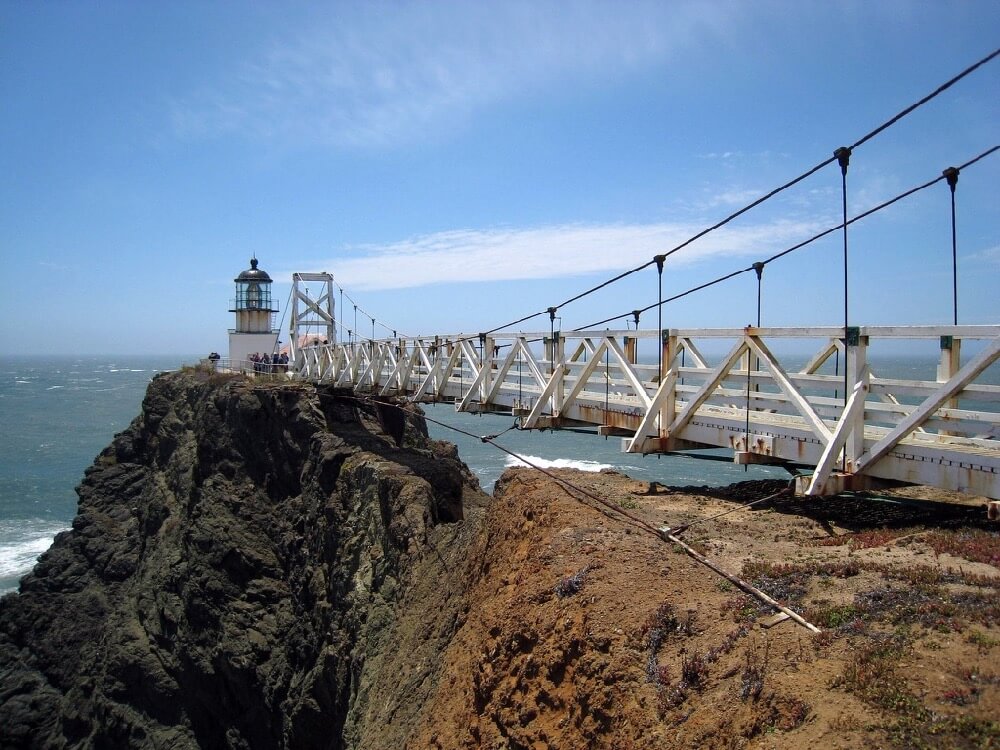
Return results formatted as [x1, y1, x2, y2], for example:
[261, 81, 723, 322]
[1, 352, 993, 594]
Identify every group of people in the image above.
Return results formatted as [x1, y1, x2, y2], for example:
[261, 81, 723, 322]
[249, 351, 289, 374]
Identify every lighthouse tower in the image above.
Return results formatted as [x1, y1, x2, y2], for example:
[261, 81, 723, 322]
[228, 257, 279, 365]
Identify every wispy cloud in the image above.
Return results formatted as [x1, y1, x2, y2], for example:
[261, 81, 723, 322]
[282, 218, 824, 291]
[170, 2, 729, 148]
[967, 245, 1000, 265]
[698, 187, 764, 209]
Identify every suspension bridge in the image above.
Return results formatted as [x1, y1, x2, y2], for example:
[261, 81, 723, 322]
[218, 51, 1000, 504]
[281, 321, 1000, 500]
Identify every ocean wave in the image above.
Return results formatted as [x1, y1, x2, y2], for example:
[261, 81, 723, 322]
[504, 454, 614, 472]
[0, 523, 67, 579]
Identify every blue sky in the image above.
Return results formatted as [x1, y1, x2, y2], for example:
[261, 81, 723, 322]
[1, 1, 997, 355]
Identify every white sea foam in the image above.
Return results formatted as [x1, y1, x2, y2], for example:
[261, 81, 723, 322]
[46, 385, 64, 390]
[0, 524, 66, 579]
[504, 454, 614, 472]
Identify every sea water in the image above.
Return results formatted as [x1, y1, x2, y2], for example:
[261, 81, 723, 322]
[1, 352, 994, 594]
[0, 356, 190, 594]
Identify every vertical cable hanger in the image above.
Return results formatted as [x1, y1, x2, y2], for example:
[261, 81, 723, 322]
[517, 337, 523, 410]
[834, 146, 852, 409]
[943, 166, 960, 325]
[605, 329, 611, 434]
[753, 262, 764, 328]
[655, 255, 665, 383]
[548, 307, 557, 376]
[835, 146, 852, 473]
[743, 263, 766, 470]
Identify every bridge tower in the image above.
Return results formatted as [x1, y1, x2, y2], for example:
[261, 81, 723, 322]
[228, 257, 279, 365]
[288, 272, 335, 367]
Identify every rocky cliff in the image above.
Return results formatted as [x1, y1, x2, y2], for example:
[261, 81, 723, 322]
[0, 369, 486, 749]
[6, 368, 996, 750]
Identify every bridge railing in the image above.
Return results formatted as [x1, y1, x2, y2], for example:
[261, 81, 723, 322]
[291, 325, 1000, 498]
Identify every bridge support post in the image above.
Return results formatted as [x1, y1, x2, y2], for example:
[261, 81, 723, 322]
[624, 335, 637, 364]
[658, 332, 677, 442]
[397, 337, 407, 393]
[480, 334, 494, 406]
[289, 283, 301, 369]
[552, 332, 565, 420]
[938, 335, 961, 438]
[845, 328, 868, 471]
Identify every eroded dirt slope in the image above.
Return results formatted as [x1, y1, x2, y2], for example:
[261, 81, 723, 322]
[395, 469, 999, 750]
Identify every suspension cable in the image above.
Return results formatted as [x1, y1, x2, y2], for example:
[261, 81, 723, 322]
[446, 50, 999, 339]
[849, 47, 999, 151]
[573, 144, 998, 333]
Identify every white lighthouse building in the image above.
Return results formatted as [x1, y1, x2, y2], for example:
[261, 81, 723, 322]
[228, 257, 279, 365]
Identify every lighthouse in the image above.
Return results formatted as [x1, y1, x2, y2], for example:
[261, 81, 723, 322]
[228, 257, 279, 365]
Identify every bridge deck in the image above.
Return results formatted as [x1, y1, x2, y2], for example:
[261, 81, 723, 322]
[286, 325, 1000, 499]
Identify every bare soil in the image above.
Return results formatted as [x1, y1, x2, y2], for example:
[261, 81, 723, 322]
[403, 468, 1000, 749]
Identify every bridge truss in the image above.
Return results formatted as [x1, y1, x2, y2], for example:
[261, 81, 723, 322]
[291, 325, 1000, 500]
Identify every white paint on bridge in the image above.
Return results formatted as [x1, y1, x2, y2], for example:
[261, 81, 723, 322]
[284, 279, 1000, 501]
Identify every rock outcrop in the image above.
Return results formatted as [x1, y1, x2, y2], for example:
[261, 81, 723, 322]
[10, 367, 990, 749]
[0, 369, 485, 749]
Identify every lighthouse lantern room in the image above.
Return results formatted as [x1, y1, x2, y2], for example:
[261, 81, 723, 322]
[228, 257, 279, 365]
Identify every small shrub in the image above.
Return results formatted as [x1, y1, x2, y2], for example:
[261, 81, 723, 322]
[837, 632, 927, 719]
[721, 594, 762, 623]
[967, 629, 1000, 651]
[813, 528, 912, 550]
[681, 649, 708, 688]
[941, 687, 979, 706]
[773, 696, 810, 730]
[923, 529, 1000, 568]
[554, 565, 590, 598]
[705, 624, 751, 663]
[644, 603, 696, 683]
[739, 639, 770, 702]
[807, 603, 861, 629]
[893, 714, 1000, 748]
[852, 585, 980, 631]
